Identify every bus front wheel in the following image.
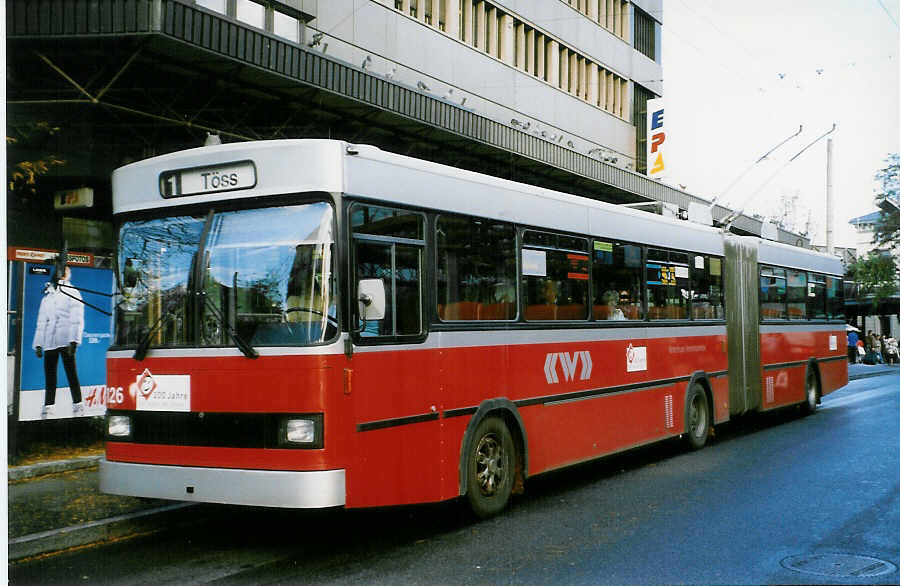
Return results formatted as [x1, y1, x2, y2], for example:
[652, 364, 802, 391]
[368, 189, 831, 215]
[466, 416, 515, 518]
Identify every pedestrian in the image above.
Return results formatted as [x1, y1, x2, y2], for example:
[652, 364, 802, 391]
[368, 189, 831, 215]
[885, 336, 899, 365]
[32, 265, 84, 418]
[874, 334, 885, 364]
[847, 329, 859, 363]
[863, 331, 877, 364]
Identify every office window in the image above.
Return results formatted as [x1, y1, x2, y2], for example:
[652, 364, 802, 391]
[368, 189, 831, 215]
[273, 11, 300, 43]
[633, 5, 656, 60]
[196, 0, 226, 14]
[236, 0, 265, 29]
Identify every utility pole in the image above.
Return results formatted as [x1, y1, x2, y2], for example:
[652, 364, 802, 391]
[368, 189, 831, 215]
[826, 137, 834, 254]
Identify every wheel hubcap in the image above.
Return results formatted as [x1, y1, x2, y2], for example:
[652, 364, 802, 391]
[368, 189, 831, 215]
[475, 434, 506, 496]
[690, 395, 707, 438]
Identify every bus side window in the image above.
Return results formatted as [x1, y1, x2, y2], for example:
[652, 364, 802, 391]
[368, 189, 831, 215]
[522, 232, 589, 321]
[786, 269, 807, 320]
[759, 265, 786, 320]
[592, 241, 642, 320]
[351, 204, 425, 338]
[436, 215, 517, 321]
[808, 272, 827, 320]
[826, 275, 844, 320]
[690, 255, 724, 320]
[647, 248, 689, 320]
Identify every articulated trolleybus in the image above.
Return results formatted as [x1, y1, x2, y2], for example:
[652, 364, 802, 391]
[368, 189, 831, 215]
[101, 139, 847, 517]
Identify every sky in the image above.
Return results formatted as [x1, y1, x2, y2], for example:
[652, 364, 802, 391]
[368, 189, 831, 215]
[658, 0, 900, 248]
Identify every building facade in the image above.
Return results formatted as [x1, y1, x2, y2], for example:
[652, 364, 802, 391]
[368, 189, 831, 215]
[191, 0, 661, 172]
[311, 0, 660, 172]
[7, 0, 805, 257]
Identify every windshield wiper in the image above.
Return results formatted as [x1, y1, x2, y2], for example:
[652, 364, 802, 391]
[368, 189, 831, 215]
[132, 291, 185, 361]
[197, 289, 259, 359]
[133, 312, 169, 361]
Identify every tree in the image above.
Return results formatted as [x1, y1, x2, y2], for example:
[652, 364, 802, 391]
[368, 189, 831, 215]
[7, 121, 66, 197]
[873, 152, 900, 252]
[847, 252, 898, 307]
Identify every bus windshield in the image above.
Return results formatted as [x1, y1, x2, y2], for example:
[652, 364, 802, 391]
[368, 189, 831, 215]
[116, 201, 335, 350]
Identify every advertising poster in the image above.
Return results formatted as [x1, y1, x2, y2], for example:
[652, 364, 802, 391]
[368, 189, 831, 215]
[18, 263, 115, 421]
[646, 97, 666, 180]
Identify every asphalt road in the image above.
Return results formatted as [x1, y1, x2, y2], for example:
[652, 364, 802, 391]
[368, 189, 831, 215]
[11, 373, 900, 585]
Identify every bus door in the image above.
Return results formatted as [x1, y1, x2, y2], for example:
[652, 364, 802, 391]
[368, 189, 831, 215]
[346, 202, 444, 507]
[724, 236, 761, 414]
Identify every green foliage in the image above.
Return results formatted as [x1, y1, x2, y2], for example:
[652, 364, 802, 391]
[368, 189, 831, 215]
[6, 122, 66, 197]
[847, 252, 898, 306]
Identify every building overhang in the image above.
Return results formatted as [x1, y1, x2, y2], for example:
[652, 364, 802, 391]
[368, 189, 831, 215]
[7, 0, 807, 245]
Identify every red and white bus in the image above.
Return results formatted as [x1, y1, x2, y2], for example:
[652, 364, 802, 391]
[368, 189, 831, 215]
[100, 139, 847, 517]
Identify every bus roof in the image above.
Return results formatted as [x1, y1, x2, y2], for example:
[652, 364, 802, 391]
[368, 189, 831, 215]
[112, 139, 841, 269]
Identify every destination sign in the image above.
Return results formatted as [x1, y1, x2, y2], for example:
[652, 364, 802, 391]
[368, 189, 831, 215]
[159, 160, 257, 198]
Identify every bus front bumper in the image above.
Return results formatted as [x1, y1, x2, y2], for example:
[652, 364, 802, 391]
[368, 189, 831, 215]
[100, 458, 345, 508]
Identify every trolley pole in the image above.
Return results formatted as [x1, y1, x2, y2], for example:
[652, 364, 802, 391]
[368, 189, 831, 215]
[826, 138, 834, 255]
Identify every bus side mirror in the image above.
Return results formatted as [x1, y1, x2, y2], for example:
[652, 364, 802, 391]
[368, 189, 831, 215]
[358, 279, 386, 321]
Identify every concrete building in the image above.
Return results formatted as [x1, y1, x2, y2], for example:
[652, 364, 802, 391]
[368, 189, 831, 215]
[847, 209, 899, 338]
[302, 0, 662, 173]
[7, 0, 809, 256]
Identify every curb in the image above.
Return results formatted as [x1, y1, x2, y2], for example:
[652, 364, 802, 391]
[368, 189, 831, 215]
[8, 455, 102, 482]
[8, 502, 196, 562]
[849, 369, 898, 381]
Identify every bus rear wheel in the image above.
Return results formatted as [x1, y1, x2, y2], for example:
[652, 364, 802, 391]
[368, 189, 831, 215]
[685, 385, 710, 450]
[801, 370, 818, 415]
[466, 417, 515, 518]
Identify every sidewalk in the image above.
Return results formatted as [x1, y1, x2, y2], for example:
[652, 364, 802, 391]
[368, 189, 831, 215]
[7, 421, 190, 562]
[848, 361, 899, 380]
[8, 362, 898, 562]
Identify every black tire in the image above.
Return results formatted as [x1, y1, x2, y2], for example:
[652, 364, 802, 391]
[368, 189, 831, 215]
[466, 417, 515, 519]
[801, 370, 818, 415]
[684, 384, 710, 450]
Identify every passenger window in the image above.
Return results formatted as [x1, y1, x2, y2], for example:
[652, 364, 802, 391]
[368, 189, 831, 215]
[522, 232, 589, 321]
[807, 273, 827, 320]
[690, 255, 724, 319]
[786, 269, 807, 320]
[592, 241, 642, 320]
[760, 265, 786, 320]
[646, 248, 689, 320]
[826, 276, 844, 320]
[352, 204, 424, 338]
[436, 215, 517, 321]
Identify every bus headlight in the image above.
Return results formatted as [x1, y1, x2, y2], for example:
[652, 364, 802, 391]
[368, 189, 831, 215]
[280, 415, 323, 448]
[286, 419, 316, 443]
[108, 415, 132, 438]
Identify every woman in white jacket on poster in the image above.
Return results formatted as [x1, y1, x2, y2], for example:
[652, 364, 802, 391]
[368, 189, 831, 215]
[32, 265, 84, 418]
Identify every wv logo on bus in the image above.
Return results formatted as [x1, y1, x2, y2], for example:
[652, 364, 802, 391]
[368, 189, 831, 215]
[544, 351, 593, 384]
